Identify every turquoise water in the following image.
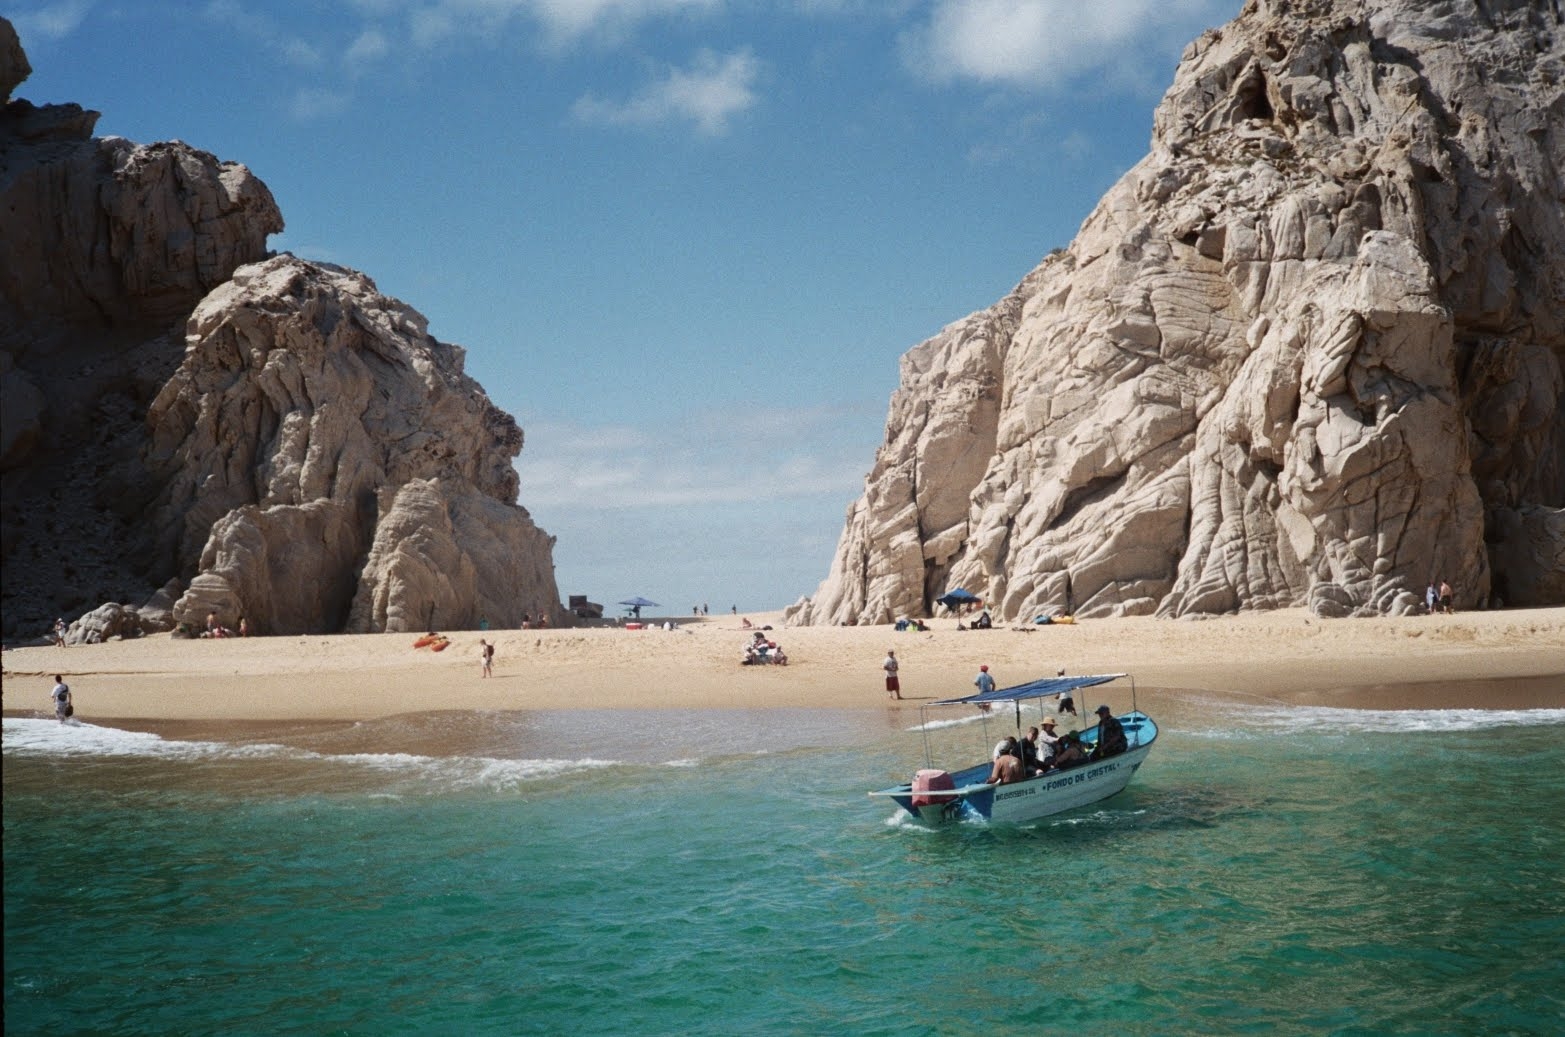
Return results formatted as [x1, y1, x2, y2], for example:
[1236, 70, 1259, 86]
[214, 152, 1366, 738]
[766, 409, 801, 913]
[5, 701, 1565, 1035]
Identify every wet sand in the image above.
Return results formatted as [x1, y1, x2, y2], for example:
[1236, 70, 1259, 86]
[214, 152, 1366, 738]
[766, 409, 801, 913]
[4, 607, 1561, 733]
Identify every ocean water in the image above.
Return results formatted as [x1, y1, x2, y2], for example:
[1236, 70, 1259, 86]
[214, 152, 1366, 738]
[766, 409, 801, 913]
[5, 699, 1564, 1036]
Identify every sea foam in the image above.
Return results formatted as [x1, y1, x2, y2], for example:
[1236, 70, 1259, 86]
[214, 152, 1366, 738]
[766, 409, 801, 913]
[1, 717, 651, 788]
[1194, 704, 1565, 738]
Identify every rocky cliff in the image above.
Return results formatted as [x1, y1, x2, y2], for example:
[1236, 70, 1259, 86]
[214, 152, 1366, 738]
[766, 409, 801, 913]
[1, 20, 559, 639]
[790, 0, 1564, 625]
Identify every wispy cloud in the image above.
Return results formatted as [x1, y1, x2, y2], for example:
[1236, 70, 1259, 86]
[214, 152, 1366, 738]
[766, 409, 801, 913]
[203, 0, 322, 66]
[902, 0, 1228, 91]
[345, 28, 391, 69]
[515, 405, 871, 510]
[290, 86, 352, 120]
[571, 47, 760, 135]
[9, 0, 93, 43]
[528, 0, 722, 48]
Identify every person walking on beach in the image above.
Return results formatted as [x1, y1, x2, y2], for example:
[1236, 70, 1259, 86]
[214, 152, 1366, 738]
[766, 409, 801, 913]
[479, 639, 494, 678]
[1056, 668, 1077, 715]
[52, 675, 72, 722]
[52, 618, 66, 647]
[883, 650, 901, 700]
[973, 664, 995, 696]
[1439, 580, 1455, 614]
[1425, 583, 1438, 615]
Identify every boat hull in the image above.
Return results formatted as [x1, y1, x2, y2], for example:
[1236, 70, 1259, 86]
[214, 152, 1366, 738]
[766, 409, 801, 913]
[956, 743, 1151, 823]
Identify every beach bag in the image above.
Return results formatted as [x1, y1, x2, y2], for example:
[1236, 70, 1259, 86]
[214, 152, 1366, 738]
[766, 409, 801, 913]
[65, 704, 74, 717]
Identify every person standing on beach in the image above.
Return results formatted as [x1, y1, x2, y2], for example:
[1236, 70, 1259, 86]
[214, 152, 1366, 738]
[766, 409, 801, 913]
[1056, 668, 1077, 715]
[480, 639, 494, 678]
[883, 650, 901, 700]
[1439, 580, 1455, 614]
[52, 618, 66, 647]
[973, 664, 995, 696]
[52, 675, 72, 722]
[1425, 583, 1438, 615]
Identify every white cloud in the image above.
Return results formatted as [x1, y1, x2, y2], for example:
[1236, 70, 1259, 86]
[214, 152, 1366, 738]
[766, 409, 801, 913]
[571, 48, 759, 135]
[528, 0, 722, 47]
[514, 407, 869, 510]
[10, 0, 92, 43]
[203, 0, 322, 66]
[290, 86, 352, 120]
[902, 0, 1229, 91]
[386, 0, 719, 51]
[345, 28, 391, 67]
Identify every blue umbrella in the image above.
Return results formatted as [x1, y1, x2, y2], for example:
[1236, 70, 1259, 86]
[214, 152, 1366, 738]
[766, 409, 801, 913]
[618, 597, 660, 608]
[935, 588, 980, 607]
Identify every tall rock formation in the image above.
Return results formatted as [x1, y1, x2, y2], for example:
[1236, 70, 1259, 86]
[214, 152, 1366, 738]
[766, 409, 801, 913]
[0, 21, 558, 638]
[791, 0, 1564, 625]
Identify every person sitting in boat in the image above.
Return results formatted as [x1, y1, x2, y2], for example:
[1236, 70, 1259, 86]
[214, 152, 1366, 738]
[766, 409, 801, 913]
[1050, 731, 1088, 770]
[986, 740, 1024, 785]
[1037, 716, 1062, 766]
[1090, 705, 1128, 759]
[1019, 726, 1043, 774]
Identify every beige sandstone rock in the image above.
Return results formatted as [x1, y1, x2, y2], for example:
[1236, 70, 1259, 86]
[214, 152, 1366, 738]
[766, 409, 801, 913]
[149, 256, 559, 635]
[1, 21, 558, 637]
[791, 0, 1563, 625]
[2, 20, 284, 638]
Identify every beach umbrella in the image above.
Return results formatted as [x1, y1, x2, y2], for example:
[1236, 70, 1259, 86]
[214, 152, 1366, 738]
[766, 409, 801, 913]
[935, 588, 980, 608]
[618, 597, 660, 608]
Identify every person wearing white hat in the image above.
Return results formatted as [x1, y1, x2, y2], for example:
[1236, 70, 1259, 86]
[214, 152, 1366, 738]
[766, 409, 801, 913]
[1037, 715, 1062, 766]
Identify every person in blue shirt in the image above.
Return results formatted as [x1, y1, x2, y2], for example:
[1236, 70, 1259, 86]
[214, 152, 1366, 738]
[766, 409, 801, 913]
[973, 664, 996, 696]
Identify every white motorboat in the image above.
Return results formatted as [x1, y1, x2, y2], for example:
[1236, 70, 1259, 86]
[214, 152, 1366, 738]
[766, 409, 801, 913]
[869, 673, 1157, 824]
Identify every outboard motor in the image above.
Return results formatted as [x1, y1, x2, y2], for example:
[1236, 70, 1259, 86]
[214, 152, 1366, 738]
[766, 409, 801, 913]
[910, 769, 955, 808]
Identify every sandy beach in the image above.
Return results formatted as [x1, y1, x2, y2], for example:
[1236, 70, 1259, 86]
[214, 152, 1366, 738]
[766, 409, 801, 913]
[4, 607, 1563, 727]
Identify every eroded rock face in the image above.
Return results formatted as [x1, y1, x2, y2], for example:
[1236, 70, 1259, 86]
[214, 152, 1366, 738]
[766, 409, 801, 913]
[1, 20, 559, 637]
[149, 256, 559, 635]
[1, 19, 285, 639]
[791, 0, 1564, 624]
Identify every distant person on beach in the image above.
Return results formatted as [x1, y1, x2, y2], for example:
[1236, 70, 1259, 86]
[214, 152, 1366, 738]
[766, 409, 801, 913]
[1090, 705, 1128, 759]
[883, 650, 901, 700]
[480, 639, 494, 677]
[973, 664, 995, 696]
[52, 675, 72, 722]
[52, 618, 66, 647]
[1425, 583, 1438, 615]
[1439, 580, 1454, 614]
[1056, 668, 1077, 715]
[238, 616, 249, 637]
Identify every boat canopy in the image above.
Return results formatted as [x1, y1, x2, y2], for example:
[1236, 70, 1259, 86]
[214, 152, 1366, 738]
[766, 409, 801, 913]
[931, 673, 1125, 707]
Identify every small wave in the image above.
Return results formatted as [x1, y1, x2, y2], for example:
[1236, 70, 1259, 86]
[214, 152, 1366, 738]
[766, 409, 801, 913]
[1188, 705, 1565, 738]
[1, 717, 640, 788]
[909, 712, 993, 732]
[2, 717, 279, 760]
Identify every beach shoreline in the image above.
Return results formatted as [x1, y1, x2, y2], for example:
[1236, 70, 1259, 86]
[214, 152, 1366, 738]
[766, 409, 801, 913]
[4, 607, 1562, 729]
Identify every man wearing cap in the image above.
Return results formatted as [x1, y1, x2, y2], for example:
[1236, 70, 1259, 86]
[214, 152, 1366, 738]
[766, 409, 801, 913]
[883, 650, 901, 700]
[1090, 704, 1128, 759]
[973, 664, 995, 696]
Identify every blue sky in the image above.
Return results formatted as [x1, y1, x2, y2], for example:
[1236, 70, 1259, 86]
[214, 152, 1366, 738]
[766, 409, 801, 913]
[12, 0, 1236, 614]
